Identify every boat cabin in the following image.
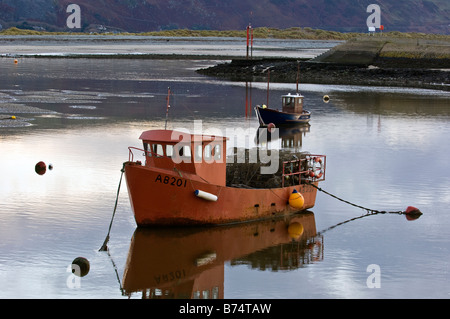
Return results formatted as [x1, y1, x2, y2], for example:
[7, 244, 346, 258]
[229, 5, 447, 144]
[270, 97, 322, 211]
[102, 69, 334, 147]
[139, 130, 228, 186]
[281, 93, 304, 114]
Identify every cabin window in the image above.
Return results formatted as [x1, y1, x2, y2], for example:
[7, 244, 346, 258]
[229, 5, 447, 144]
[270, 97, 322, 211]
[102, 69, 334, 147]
[194, 144, 222, 162]
[195, 144, 202, 162]
[152, 144, 164, 157]
[179, 145, 191, 157]
[166, 144, 174, 157]
[172, 144, 191, 163]
[144, 143, 153, 157]
[283, 97, 294, 107]
[204, 144, 222, 161]
[143, 143, 150, 157]
[204, 144, 212, 160]
[213, 144, 221, 160]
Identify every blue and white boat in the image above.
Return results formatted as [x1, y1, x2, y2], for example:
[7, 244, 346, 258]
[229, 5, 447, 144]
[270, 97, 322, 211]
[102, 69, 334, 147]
[255, 93, 311, 126]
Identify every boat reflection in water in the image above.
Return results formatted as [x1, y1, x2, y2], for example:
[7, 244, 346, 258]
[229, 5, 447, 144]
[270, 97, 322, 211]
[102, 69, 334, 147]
[255, 124, 310, 149]
[122, 212, 322, 299]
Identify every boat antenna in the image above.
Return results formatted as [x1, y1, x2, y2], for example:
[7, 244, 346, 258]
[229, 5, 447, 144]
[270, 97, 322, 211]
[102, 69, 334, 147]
[266, 70, 270, 107]
[296, 61, 300, 94]
[165, 87, 172, 130]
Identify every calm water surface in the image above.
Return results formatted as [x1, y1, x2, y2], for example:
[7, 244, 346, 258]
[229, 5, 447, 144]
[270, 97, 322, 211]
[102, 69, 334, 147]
[0, 55, 449, 299]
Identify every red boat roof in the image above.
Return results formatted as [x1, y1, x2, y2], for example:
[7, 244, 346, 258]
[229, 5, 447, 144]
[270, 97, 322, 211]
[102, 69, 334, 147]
[139, 129, 228, 143]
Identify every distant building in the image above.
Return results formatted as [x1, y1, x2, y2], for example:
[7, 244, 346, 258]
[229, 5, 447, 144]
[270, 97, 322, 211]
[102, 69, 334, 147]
[32, 26, 46, 31]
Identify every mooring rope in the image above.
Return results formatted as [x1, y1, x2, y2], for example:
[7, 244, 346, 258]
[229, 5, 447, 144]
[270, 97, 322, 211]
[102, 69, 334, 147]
[308, 183, 404, 215]
[307, 182, 423, 235]
[99, 164, 125, 252]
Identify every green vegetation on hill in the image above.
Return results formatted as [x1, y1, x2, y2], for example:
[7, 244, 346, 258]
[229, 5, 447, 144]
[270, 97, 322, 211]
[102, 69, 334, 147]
[1, 26, 449, 41]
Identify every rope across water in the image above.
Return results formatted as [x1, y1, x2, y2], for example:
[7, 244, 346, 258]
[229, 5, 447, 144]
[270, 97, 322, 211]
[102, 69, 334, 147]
[307, 183, 422, 235]
[308, 183, 404, 215]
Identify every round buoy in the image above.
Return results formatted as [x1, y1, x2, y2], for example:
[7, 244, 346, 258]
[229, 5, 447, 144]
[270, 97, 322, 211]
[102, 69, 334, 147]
[35, 161, 47, 175]
[404, 206, 422, 221]
[10, 116, 16, 120]
[405, 206, 421, 214]
[71, 257, 90, 277]
[323, 95, 330, 103]
[267, 123, 276, 133]
[288, 222, 304, 239]
[288, 189, 305, 209]
[14, 59, 18, 64]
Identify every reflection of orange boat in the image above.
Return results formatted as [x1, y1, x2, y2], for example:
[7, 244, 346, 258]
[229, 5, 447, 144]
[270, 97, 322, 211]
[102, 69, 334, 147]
[122, 212, 322, 299]
[124, 129, 326, 226]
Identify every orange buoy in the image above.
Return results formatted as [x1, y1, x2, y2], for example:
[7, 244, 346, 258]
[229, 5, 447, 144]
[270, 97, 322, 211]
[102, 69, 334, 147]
[14, 59, 18, 64]
[288, 189, 305, 209]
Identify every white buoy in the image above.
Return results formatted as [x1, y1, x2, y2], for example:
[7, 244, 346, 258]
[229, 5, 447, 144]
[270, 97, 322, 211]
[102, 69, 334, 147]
[194, 190, 218, 202]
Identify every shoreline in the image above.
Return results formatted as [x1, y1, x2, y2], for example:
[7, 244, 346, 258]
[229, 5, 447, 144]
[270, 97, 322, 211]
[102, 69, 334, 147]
[197, 58, 449, 91]
[197, 37, 450, 91]
[0, 36, 448, 128]
[0, 35, 338, 60]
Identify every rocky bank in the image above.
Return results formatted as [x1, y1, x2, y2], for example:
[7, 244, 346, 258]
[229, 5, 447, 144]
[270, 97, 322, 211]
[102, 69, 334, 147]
[197, 37, 450, 91]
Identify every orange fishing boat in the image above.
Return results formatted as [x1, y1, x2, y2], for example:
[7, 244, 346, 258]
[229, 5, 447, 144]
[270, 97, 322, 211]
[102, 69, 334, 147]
[123, 127, 326, 226]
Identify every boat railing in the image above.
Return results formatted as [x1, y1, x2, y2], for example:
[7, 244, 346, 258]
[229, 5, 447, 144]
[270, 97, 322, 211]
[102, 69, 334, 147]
[128, 146, 191, 172]
[128, 146, 173, 163]
[282, 155, 326, 187]
[128, 146, 145, 162]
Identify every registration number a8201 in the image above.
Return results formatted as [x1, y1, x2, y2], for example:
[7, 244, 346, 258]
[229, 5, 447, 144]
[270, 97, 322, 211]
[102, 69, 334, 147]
[154, 174, 187, 188]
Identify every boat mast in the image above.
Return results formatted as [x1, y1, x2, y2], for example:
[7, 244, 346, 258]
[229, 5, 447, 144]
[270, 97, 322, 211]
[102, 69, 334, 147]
[266, 70, 270, 107]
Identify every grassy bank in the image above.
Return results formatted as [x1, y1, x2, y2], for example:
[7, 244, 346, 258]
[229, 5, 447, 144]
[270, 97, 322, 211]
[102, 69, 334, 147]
[1, 26, 449, 41]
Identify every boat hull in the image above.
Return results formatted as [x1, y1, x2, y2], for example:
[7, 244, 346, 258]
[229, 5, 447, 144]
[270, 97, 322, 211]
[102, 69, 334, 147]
[255, 106, 310, 126]
[124, 161, 318, 226]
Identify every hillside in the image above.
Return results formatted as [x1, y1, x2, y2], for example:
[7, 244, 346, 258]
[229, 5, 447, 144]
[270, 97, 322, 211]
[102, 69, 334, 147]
[0, 0, 448, 34]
